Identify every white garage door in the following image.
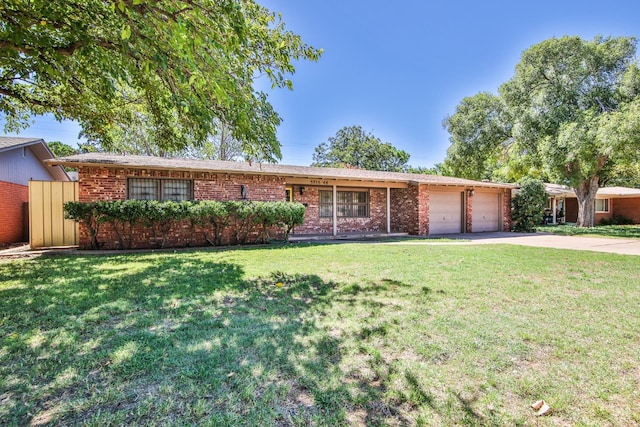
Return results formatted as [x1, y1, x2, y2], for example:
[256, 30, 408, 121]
[429, 191, 463, 234]
[472, 192, 501, 232]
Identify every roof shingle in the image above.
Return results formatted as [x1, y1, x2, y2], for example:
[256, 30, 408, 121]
[46, 153, 517, 189]
[0, 136, 44, 152]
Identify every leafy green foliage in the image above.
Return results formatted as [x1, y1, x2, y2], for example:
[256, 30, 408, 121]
[0, 1, 321, 160]
[443, 92, 512, 180]
[444, 36, 640, 227]
[47, 141, 78, 158]
[190, 200, 230, 246]
[63, 201, 109, 249]
[543, 223, 640, 238]
[47, 140, 80, 171]
[599, 215, 634, 226]
[100, 200, 147, 249]
[64, 200, 306, 249]
[312, 125, 410, 172]
[511, 178, 548, 232]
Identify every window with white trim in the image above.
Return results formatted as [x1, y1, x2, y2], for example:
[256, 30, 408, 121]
[594, 198, 610, 213]
[128, 178, 192, 201]
[319, 190, 369, 218]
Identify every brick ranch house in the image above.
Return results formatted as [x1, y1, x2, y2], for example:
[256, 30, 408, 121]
[544, 183, 640, 224]
[47, 153, 516, 249]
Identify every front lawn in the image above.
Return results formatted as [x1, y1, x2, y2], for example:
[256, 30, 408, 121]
[1, 243, 639, 426]
[541, 223, 640, 239]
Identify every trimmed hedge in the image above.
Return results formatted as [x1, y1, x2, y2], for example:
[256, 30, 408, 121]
[64, 200, 306, 249]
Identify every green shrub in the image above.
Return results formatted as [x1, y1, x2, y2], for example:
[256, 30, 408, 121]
[64, 200, 307, 249]
[194, 201, 230, 246]
[599, 215, 633, 225]
[511, 178, 548, 232]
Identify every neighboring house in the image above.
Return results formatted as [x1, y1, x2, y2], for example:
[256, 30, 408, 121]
[48, 153, 516, 249]
[0, 137, 70, 244]
[544, 183, 640, 224]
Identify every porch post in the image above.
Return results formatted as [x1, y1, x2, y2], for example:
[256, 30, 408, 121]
[386, 187, 391, 234]
[332, 184, 337, 237]
[552, 197, 557, 224]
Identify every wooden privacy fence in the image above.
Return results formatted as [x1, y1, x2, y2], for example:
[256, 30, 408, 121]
[29, 181, 79, 248]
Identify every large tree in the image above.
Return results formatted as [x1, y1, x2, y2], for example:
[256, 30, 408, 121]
[444, 36, 640, 227]
[47, 140, 78, 158]
[312, 125, 410, 172]
[0, 0, 321, 161]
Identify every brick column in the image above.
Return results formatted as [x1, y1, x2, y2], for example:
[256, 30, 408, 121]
[417, 185, 429, 235]
[466, 190, 473, 233]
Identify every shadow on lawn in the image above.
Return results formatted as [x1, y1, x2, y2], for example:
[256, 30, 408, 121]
[0, 253, 454, 426]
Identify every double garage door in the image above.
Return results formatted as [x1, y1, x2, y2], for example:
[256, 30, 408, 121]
[428, 191, 501, 235]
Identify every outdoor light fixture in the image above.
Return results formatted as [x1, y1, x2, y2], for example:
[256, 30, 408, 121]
[240, 185, 247, 199]
[468, 189, 475, 197]
[299, 186, 306, 195]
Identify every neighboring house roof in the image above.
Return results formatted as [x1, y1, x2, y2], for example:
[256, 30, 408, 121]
[0, 136, 70, 181]
[544, 183, 573, 197]
[596, 186, 640, 198]
[46, 153, 517, 189]
[544, 183, 640, 198]
[0, 136, 44, 151]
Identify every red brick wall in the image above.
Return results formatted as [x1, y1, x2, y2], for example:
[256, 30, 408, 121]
[390, 186, 417, 233]
[291, 185, 388, 235]
[595, 210, 613, 224]
[0, 181, 29, 244]
[79, 166, 287, 202]
[611, 197, 640, 224]
[78, 167, 287, 249]
[502, 188, 512, 231]
[417, 185, 430, 235]
[288, 185, 332, 234]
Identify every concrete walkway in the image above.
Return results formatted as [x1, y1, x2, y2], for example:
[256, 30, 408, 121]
[390, 232, 640, 256]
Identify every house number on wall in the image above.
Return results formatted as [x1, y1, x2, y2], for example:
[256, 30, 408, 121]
[309, 180, 329, 185]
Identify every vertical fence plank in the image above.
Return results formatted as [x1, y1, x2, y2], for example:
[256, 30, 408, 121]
[29, 181, 45, 248]
[42, 182, 53, 246]
[29, 181, 79, 248]
[50, 182, 64, 245]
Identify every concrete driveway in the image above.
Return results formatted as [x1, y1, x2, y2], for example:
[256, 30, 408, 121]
[419, 232, 640, 256]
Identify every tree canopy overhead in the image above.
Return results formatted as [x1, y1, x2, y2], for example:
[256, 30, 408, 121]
[0, 0, 321, 161]
[311, 125, 411, 172]
[444, 35, 640, 227]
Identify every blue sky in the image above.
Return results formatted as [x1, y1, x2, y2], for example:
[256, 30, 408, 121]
[3, 0, 640, 168]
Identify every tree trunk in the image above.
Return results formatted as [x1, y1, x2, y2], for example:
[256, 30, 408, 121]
[574, 177, 599, 227]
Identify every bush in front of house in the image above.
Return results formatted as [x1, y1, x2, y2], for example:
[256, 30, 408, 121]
[511, 178, 548, 232]
[64, 200, 306, 249]
[599, 215, 634, 226]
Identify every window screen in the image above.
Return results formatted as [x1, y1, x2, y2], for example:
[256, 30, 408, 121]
[163, 180, 191, 201]
[319, 190, 333, 217]
[128, 179, 159, 200]
[128, 178, 192, 201]
[319, 190, 369, 218]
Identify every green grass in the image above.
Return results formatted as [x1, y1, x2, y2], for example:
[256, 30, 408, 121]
[541, 223, 640, 239]
[1, 243, 639, 426]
